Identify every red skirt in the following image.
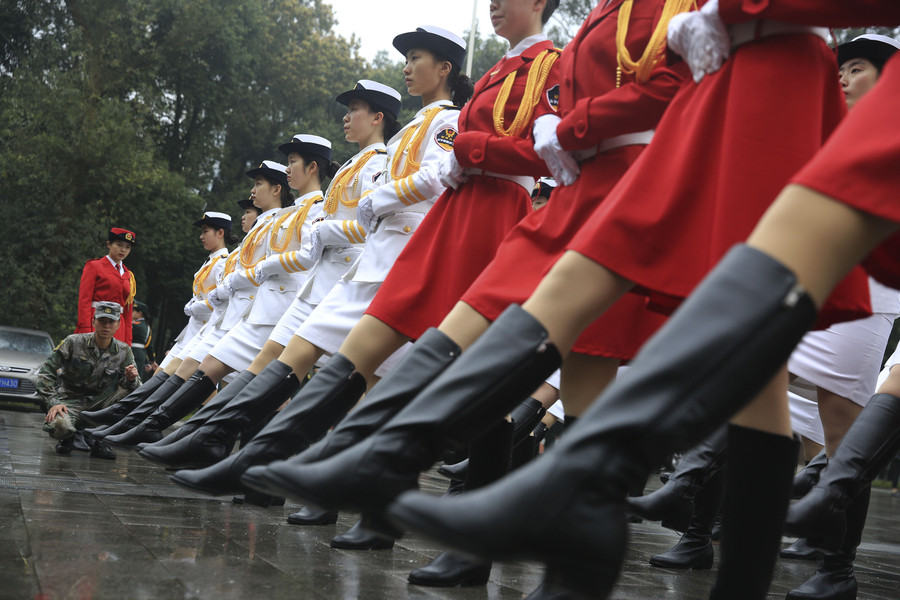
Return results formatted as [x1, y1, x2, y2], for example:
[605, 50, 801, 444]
[462, 146, 667, 359]
[366, 175, 532, 340]
[569, 33, 871, 328]
[793, 52, 900, 290]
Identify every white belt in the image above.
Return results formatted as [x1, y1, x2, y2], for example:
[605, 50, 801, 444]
[730, 21, 829, 49]
[131, 343, 145, 349]
[463, 169, 535, 194]
[571, 130, 655, 163]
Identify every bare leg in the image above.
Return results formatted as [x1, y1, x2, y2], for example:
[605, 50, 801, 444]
[877, 364, 900, 397]
[531, 382, 559, 410]
[436, 302, 491, 350]
[278, 335, 325, 379]
[560, 353, 620, 417]
[195, 356, 234, 383]
[247, 340, 286, 374]
[172, 358, 199, 380]
[731, 365, 791, 436]
[336, 315, 411, 384]
[800, 436, 824, 462]
[162, 357, 183, 376]
[522, 251, 634, 356]
[817, 387, 863, 455]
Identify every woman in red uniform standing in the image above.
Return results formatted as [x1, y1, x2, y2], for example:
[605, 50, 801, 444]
[76, 227, 136, 345]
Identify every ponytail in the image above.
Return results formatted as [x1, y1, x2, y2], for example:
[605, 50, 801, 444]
[448, 64, 474, 107]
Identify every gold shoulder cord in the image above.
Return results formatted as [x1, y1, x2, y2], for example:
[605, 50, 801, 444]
[193, 255, 223, 295]
[239, 220, 273, 269]
[270, 193, 324, 254]
[324, 149, 379, 214]
[126, 271, 136, 306]
[391, 106, 445, 181]
[616, 0, 697, 86]
[223, 249, 240, 277]
[492, 49, 561, 138]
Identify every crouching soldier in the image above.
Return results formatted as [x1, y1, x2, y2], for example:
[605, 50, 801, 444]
[37, 301, 140, 458]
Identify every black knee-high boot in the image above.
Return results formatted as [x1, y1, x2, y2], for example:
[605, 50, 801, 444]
[137, 370, 257, 452]
[139, 361, 299, 468]
[380, 245, 816, 599]
[628, 425, 728, 531]
[241, 303, 562, 514]
[105, 371, 217, 447]
[649, 467, 724, 569]
[786, 486, 870, 600]
[81, 371, 170, 426]
[169, 354, 366, 496]
[793, 449, 828, 498]
[709, 425, 798, 600]
[786, 393, 900, 545]
[89, 375, 186, 438]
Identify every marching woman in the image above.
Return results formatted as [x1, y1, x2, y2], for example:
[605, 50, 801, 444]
[76, 227, 136, 345]
[97, 158, 314, 445]
[138, 81, 398, 468]
[377, 4, 900, 600]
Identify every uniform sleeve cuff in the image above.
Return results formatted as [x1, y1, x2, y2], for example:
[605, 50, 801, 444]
[557, 100, 595, 151]
[454, 132, 490, 168]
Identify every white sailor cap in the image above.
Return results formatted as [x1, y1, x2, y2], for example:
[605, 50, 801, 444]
[393, 26, 467, 69]
[193, 211, 233, 231]
[336, 80, 403, 120]
[246, 160, 289, 187]
[277, 134, 333, 162]
[838, 34, 900, 67]
[93, 301, 123, 321]
[532, 177, 558, 198]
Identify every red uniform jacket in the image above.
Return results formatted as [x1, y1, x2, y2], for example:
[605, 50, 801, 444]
[76, 257, 134, 344]
[719, 0, 900, 26]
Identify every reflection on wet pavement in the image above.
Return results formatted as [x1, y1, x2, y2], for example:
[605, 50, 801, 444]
[1, 410, 898, 599]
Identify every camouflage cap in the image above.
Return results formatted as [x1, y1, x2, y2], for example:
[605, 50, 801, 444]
[93, 301, 123, 321]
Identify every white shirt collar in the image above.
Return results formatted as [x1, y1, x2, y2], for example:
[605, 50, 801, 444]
[258, 207, 280, 221]
[105, 255, 124, 274]
[506, 33, 549, 58]
[209, 247, 229, 259]
[416, 99, 455, 117]
[295, 190, 323, 205]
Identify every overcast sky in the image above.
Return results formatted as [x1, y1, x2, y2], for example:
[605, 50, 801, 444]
[326, 0, 496, 60]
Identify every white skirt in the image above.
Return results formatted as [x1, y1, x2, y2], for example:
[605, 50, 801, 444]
[209, 319, 274, 371]
[297, 278, 380, 356]
[788, 312, 894, 406]
[269, 296, 316, 348]
[185, 325, 228, 363]
[788, 377, 825, 446]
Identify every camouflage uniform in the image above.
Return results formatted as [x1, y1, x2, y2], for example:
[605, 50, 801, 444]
[36, 333, 139, 437]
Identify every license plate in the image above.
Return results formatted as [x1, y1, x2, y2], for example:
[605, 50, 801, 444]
[0, 377, 19, 389]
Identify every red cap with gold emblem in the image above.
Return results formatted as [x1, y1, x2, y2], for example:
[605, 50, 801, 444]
[108, 227, 136, 245]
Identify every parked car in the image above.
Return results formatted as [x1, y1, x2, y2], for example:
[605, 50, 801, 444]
[0, 326, 54, 408]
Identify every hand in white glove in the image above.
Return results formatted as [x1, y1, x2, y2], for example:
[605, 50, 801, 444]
[183, 299, 194, 317]
[207, 286, 228, 307]
[532, 114, 580, 186]
[307, 223, 325, 260]
[356, 194, 379, 234]
[667, 0, 731, 84]
[438, 151, 468, 190]
[188, 298, 212, 319]
[253, 255, 282, 284]
[223, 269, 255, 292]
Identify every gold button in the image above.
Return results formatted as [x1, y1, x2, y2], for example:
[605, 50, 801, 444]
[279, 286, 285, 291]
[403, 226, 411, 233]
[250, 295, 254, 299]
[345, 256, 351, 263]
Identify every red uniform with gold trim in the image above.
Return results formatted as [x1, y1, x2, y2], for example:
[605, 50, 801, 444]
[366, 38, 561, 340]
[462, 0, 687, 359]
[75, 257, 135, 344]
[567, 0, 873, 329]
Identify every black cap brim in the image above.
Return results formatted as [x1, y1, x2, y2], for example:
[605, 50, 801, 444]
[335, 89, 401, 120]
[237, 198, 260, 211]
[838, 39, 899, 67]
[246, 167, 289, 188]
[393, 30, 465, 70]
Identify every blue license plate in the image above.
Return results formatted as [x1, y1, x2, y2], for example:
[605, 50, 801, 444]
[0, 377, 19, 389]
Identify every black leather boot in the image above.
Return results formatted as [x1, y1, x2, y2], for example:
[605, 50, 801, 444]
[138, 370, 256, 452]
[408, 551, 492, 587]
[287, 505, 338, 525]
[81, 371, 170, 426]
[89, 375, 186, 438]
[330, 519, 395, 550]
[285, 328, 461, 467]
[781, 538, 825, 561]
[84, 431, 116, 459]
[241, 304, 563, 514]
[793, 450, 828, 498]
[628, 425, 728, 531]
[139, 362, 298, 468]
[709, 425, 798, 600]
[785, 486, 870, 600]
[786, 393, 900, 546]
[649, 468, 724, 569]
[382, 245, 817, 599]
[169, 354, 365, 496]
[105, 372, 216, 447]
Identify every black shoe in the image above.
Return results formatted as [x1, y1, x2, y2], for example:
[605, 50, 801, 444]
[242, 305, 562, 513]
[140, 363, 297, 468]
[287, 328, 462, 467]
[55, 437, 74, 455]
[139, 370, 256, 453]
[90, 375, 186, 439]
[71, 431, 91, 452]
[105, 372, 216, 448]
[785, 393, 900, 545]
[793, 450, 828, 498]
[81, 371, 170, 426]
[330, 520, 394, 550]
[408, 551, 492, 587]
[781, 538, 825, 561]
[170, 354, 365, 496]
[287, 506, 338, 525]
[243, 490, 285, 507]
[85, 432, 117, 460]
[385, 245, 817, 600]
[628, 426, 727, 531]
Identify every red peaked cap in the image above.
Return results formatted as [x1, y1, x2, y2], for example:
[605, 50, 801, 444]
[109, 227, 136, 245]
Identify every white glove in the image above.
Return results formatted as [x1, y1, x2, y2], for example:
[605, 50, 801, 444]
[222, 269, 255, 292]
[207, 286, 228, 307]
[667, 0, 731, 84]
[356, 194, 379, 234]
[188, 298, 212, 319]
[253, 254, 282, 284]
[532, 114, 580, 186]
[183, 299, 194, 316]
[307, 224, 325, 259]
[438, 152, 468, 190]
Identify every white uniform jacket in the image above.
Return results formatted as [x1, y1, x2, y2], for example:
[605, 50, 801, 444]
[176, 247, 230, 343]
[351, 100, 460, 283]
[220, 207, 280, 331]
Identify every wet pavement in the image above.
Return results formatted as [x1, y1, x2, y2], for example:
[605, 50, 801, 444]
[1, 409, 898, 600]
